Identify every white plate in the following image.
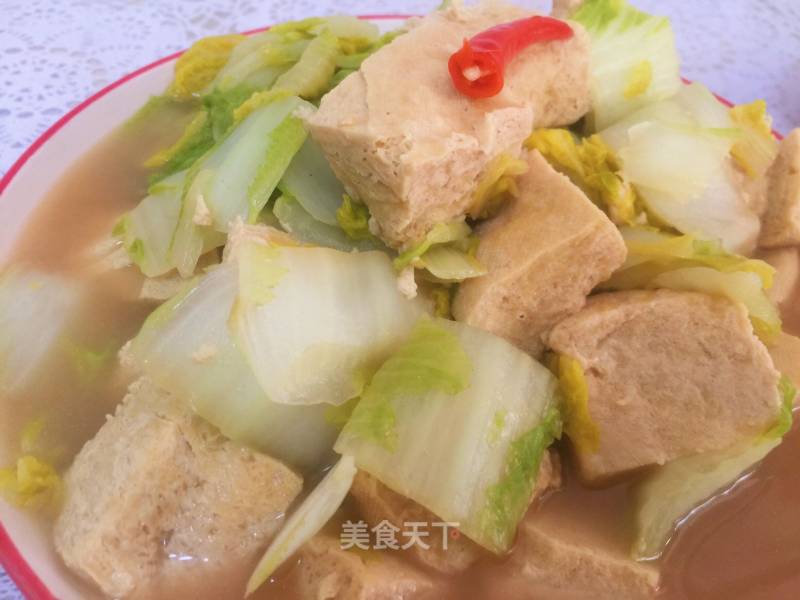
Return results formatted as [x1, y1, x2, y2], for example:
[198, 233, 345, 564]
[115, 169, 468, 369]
[0, 16, 406, 599]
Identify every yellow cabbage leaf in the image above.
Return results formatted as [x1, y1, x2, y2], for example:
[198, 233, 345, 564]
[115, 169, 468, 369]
[557, 355, 600, 454]
[470, 153, 529, 219]
[526, 129, 639, 225]
[730, 100, 779, 179]
[169, 34, 246, 100]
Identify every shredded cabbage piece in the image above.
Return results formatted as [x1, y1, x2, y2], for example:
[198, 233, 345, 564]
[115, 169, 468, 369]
[230, 241, 429, 407]
[129, 264, 338, 469]
[280, 137, 346, 226]
[431, 285, 453, 319]
[147, 85, 255, 184]
[342, 318, 472, 451]
[675, 82, 734, 129]
[336, 195, 379, 242]
[182, 96, 307, 235]
[623, 60, 653, 99]
[168, 34, 245, 100]
[274, 194, 384, 252]
[765, 375, 796, 438]
[231, 89, 294, 124]
[212, 32, 289, 92]
[393, 222, 483, 283]
[144, 111, 209, 170]
[416, 245, 486, 282]
[633, 436, 780, 559]
[526, 129, 639, 225]
[336, 318, 561, 554]
[0, 456, 61, 511]
[616, 227, 775, 287]
[0, 419, 62, 511]
[115, 171, 186, 277]
[470, 153, 529, 219]
[246, 455, 357, 596]
[272, 31, 339, 99]
[606, 228, 781, 343]
[571, 0, 681, 130]
[730, 100, 779, 179]
[478, 404, 561, 551]
[0, 269, 83, 395]
[557, 355, 600, 454]
[597, 100, 759, 253]
[394, 222, 472, 270]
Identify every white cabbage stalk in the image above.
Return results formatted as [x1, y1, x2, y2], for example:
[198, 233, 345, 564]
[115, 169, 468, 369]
[115, 171, 185, 278]
[246, 454, 357, 596]
[417, 245, 487, 282]
[597, 99, 693, 150]
[230, 241, 429, 406]
[599, 101, 758, 254]
[169, 189, 227, 278]
[572, 0, 681, 130]
[273, 194, 383, 252]
[335, 318, 561, 553]
[639, 168, 760, 254]
[675, 82, 735, 129]
[633, 438, 780, 559]
[0, 269, 83, 394]
[184, 96, 308, 232]
[211, 32, 285, 91]
[313, 15, 380, 41]
[619, 122, 733, 198]
[279, 137, 345, 226]
[128, 264, 337, 469]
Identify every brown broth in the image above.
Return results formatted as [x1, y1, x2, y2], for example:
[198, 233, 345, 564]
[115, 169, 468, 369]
[3, 111, 800, 599]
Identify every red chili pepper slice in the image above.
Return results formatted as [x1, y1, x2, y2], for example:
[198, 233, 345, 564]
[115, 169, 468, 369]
[448, 16, 574, 99]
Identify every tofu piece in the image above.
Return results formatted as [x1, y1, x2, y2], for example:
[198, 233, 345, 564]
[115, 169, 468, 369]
[349, 451, 561, 574]
[453, 150, 627, 357]
[295, 535, 436, 600]
[760, 129, 800, 247]
[307, 2, 590, 248]
[546, 290, 783, 482]
[494, 515, 658, 599]
[756, 246, 799, 305]
[53, 378, 302, 599]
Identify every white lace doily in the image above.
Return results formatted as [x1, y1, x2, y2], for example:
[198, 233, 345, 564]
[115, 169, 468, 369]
[1, 0, 799, 597]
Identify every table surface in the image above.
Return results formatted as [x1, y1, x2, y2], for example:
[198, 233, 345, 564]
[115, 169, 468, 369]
[1, 0, 799, 596]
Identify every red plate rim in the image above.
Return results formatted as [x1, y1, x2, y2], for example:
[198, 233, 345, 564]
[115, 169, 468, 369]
[0, 14, 785, 600]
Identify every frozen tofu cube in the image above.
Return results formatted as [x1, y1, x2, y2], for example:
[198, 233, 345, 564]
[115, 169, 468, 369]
[760, 129, 800, 247]
[547, 290, 783, 482]
[307, 2, 590, 248]
[453, 150, 626, 357]
[294, 535, 436, 600]
[54, 378, 302, 598]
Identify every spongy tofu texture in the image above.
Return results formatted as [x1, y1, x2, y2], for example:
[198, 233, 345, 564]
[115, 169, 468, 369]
[307, 2, 590, 248]
[53, 378, 302, 599]
[760, 128, 800, 247]
[495, 513, 659, 599]
[295, 534, 436, 600]
[453, 150, 627, 357]
[547, 290, 782, 482]
[349, 451, 561, 575]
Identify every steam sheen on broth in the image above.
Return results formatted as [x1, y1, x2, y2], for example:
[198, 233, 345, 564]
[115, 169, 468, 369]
[3, 109, 800, 600]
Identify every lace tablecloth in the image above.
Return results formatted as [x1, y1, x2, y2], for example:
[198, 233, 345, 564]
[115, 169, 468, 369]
[1, 0, 798, 596]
